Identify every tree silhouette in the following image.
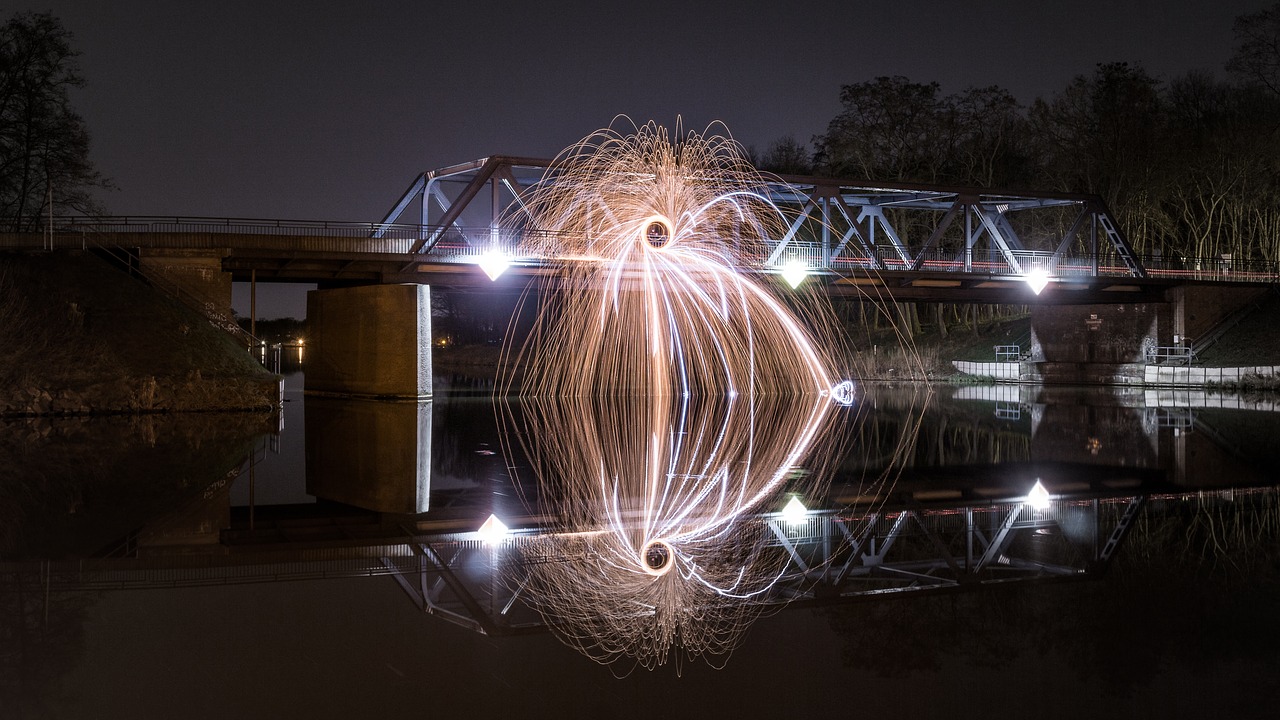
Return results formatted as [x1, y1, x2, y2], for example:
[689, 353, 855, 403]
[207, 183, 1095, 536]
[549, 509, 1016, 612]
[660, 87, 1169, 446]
[0, 12, 108, 231]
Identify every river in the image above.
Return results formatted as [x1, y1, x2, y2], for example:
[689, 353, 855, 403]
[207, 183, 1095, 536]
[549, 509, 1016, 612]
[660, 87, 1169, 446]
[2, 370, 1277, 719]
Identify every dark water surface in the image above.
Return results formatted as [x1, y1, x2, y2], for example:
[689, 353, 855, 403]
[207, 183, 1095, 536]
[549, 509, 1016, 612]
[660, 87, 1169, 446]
[3, 374, 1278, 719]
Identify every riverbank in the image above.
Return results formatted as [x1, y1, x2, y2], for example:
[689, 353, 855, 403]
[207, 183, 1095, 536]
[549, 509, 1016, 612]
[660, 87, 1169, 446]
[0, 250, 279, 416]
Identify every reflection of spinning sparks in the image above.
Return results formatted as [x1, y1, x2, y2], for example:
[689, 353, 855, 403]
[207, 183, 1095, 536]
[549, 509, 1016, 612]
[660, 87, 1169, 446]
[508, 392, 841, 670]
[498, 119, 855, 670]
[501, 119, 844, 398]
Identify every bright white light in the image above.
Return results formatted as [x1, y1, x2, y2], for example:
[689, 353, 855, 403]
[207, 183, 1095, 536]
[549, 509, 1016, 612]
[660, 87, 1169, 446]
[1026, 268, 1050, 295]
[477, 513, 509, 545]
[1026, 480, 1051, 510]
[781, 261, 808, 289]
[782, 495, 808, 525]
[478, 252, 510, 281]
[830, 380, 856, 406]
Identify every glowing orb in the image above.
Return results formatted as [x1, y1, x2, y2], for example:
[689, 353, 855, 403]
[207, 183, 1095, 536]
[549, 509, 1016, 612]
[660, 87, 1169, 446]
[495, 119, 859, 671]
[499, 119, 845, 399]
[642, 539, 675, 575]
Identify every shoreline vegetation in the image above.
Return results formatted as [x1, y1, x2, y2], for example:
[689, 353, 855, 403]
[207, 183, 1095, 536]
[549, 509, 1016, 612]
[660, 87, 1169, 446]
[1, 250, 279, 417]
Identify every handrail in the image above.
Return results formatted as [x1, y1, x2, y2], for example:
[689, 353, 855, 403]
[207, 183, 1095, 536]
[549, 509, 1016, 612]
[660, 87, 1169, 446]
[3, 215, 1279, 283]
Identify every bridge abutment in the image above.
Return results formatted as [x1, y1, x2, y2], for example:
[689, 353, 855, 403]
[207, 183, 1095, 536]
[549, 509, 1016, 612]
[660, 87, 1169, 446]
[137, 248, 233, 319]
[305, 284, 432, 398]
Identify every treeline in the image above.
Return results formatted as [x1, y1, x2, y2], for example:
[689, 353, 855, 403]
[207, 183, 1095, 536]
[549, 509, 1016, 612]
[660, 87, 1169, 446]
[756, 4, 1280, 263]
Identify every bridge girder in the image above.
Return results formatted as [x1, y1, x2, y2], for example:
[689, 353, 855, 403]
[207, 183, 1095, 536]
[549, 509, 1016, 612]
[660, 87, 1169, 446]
[379, 156, 1149, 284]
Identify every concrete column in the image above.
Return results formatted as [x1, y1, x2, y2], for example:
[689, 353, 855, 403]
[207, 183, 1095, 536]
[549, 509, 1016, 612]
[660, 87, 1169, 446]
[306, 284, 432, 398]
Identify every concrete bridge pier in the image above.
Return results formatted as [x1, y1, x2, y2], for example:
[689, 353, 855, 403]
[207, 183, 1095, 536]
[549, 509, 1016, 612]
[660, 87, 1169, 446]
[305, 284, 432, 398]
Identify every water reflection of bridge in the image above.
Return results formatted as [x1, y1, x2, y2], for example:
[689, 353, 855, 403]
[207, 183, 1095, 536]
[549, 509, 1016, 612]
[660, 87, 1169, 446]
[6, 386, 1277, 638]
[8, 477, 1269, 638]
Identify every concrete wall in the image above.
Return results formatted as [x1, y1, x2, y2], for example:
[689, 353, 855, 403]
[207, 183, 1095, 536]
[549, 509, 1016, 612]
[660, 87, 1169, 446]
[137, 248, 233, 319]
[306, 284, 432, 398]
[1168, 285, 1269, 344]
[1029, 302, 1168, 364]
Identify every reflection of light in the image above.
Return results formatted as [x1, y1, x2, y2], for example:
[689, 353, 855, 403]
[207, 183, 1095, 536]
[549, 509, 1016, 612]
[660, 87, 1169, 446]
[830, 380, 856, 406]
[781, 261, 808, 289]
[1026, 479, 1051, 510]
[478, 252, 510, 281]
[494, 120, 879, 671]
[1026, 268, 1050, 295]
[477, 514, 509, 545]
[782, 495, 808, 525]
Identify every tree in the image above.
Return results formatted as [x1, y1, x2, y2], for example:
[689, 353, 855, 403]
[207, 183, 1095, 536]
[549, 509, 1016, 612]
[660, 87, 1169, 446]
[0, 12, 107, 231]
[814, 76, 1034, 189]
[1227, 2, 1280, 96]
[1028, 62, 1169, 252]
[752, 135, 814, 175]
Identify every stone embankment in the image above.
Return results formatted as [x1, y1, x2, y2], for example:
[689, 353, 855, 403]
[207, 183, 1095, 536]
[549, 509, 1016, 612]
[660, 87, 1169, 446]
[2, 250, 280, 417]
[2, 372, 279, 417]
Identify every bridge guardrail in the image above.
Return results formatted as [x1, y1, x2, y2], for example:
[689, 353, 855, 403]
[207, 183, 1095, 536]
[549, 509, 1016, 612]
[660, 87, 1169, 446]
[4, 216, 1280, 284]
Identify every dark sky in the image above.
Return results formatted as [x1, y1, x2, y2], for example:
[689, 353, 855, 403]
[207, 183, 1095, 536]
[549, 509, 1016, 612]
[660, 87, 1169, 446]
[17, 0, 1267, 316]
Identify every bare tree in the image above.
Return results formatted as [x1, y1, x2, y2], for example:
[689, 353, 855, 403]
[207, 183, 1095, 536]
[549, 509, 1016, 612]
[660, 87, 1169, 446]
[1227, 2, 1280, 96]
[0, 12, 108, 231]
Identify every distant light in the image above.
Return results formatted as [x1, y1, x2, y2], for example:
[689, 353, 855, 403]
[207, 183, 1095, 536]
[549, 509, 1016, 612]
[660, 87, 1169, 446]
[782, 495, 808, 525]
[1026, 480, 1051, 510]
[478, 252, 510, 281]
[477, 513, 509, 545]
[781, 261, 808, 289]
[297, 338, 305, 347]
[1026, 268, 1050, 295]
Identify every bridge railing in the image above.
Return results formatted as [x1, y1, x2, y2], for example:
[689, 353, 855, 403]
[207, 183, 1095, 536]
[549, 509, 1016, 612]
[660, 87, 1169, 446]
[5, 216, 1280, 284]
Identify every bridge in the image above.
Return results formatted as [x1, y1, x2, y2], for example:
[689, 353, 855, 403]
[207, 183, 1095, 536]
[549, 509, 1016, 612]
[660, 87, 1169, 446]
[3, 155, 1277, 302]
[4, 157, 1278, 396]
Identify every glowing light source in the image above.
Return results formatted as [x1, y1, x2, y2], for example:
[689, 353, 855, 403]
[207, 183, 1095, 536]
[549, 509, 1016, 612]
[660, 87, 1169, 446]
[477, 251, 511, 281]
[830, 380, 857, 406]
[491, 119, 879, 672]
[1025, 267, 1050, 295]
[500, 118, 843, 399]
[477, 513, 510, 545]
[781, 261, 808, 289]
[1026, 479, 1051, 510]
[782, 495, 809, 525]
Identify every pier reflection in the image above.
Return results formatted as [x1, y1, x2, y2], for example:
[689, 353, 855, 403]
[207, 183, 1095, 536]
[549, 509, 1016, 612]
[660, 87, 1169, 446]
[305, 397, 432, 514]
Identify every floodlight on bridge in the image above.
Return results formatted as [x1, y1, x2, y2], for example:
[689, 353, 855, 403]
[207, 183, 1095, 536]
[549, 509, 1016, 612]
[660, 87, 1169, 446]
[781, 495, 809, 526]
[1025, 267, 1051, 295]
[781, 261, 808, 289]
[477, 514, 510, 545]
[477, 251, 511, 281]
[1026, 479, 1051, 510]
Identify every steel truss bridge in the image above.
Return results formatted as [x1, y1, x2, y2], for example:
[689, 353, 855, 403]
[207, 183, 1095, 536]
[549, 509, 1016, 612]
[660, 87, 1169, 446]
[4, 156, 1277, 303]
[13, 482, 1265, 638]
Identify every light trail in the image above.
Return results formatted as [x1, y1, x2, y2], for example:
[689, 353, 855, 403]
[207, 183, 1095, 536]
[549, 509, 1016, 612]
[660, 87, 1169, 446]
[493, 119, 903, 671]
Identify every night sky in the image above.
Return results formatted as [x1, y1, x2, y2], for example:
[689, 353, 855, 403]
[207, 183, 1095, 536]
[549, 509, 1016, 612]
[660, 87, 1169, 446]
[17, 0, 1268, 316]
